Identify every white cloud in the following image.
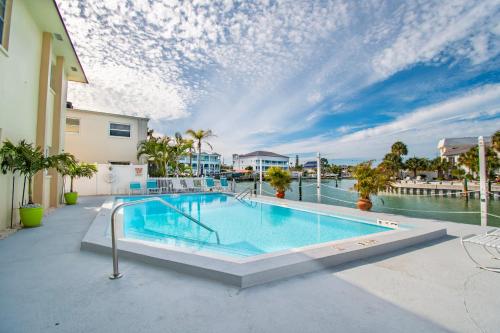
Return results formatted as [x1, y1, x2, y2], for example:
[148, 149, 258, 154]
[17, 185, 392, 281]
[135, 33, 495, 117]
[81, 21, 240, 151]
[56, 0, 500, 161]
[372, 0, 500, 77]
[265, 84, 500, 159]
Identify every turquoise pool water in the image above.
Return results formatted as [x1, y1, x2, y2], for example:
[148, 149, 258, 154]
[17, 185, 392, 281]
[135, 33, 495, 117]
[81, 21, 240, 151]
[117, 193, 391, 258]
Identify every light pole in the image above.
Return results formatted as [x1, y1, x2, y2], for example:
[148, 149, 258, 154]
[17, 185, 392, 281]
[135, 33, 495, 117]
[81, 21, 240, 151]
[478, 136, 488, 227]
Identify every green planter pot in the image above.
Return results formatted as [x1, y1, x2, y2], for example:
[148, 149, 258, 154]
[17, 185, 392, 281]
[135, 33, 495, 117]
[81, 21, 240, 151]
[19, 206, 44, 227]
[64, 192, 78, 205]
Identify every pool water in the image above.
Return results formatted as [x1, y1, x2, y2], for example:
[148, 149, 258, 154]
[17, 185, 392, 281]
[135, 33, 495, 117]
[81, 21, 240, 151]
[117, 193, 391, 258]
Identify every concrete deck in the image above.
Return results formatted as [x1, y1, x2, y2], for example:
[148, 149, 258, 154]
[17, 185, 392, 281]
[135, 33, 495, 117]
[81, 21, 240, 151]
[1, 196, 499, 332]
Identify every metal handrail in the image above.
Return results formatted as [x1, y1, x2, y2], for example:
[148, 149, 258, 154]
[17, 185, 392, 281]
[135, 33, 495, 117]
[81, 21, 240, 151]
[109, 197, 220, 280]
[235, 187, 253, 200]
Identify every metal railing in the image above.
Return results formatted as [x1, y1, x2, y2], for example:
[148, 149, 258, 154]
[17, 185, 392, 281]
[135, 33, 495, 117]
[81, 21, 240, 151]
[109, 197, 220, 280]
[235, 187, 253, 200]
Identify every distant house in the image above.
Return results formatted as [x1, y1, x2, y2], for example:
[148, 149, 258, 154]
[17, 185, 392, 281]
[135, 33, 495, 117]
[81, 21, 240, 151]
[178, 152, 221, 176]
[438, 137, 491, 165]
[64, 108, 149, 165]
[232, 151, 290, 172]
[303, 161, 317, 170]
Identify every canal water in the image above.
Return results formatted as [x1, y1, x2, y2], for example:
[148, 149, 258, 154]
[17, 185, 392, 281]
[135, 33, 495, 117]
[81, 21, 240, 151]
[235, 179, 500, 227]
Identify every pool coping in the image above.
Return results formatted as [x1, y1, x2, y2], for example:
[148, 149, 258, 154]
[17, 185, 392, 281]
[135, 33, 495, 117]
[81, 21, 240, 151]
[81, 193, 447, 288]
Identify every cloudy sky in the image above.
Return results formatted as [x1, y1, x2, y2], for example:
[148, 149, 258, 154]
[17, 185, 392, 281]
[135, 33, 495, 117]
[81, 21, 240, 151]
[57, 0, 500, 163]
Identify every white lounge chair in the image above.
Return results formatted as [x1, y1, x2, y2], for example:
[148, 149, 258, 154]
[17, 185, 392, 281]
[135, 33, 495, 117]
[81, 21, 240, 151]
[171, 178, 185, 193]
[461, 228, 500, 272]
[192, 178, 203, 192]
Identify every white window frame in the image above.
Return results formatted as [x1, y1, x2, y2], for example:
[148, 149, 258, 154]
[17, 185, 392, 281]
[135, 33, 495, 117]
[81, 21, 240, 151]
[65, 117, 80, 134]
[109, 121, 132, 139]
[0, 0, 12, 56]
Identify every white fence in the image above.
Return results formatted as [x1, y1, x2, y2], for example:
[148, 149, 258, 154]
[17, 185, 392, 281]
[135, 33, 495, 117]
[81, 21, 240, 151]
[66, 164, 148, 196]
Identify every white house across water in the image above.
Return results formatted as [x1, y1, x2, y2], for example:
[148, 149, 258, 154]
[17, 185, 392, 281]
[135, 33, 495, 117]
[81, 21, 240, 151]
[232, 151, 290, 172]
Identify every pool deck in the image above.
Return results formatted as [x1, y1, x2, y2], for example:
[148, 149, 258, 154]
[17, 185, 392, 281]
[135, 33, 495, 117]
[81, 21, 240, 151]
[1, 195, 499, 332]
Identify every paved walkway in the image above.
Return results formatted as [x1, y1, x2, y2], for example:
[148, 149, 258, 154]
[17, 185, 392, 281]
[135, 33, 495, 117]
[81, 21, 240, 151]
[0, 196, 499, 333]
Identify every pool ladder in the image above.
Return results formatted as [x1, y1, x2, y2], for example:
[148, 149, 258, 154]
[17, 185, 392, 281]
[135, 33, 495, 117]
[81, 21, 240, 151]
[235, 187, 253, 200]
[109, 197, 220, 280]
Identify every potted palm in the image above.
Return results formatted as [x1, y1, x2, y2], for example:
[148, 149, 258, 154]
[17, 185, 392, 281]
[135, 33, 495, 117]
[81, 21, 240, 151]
[352, 161, 390, 211]
[266, 166, 292, 198]
[59, 161, 97, 205]
[10, 140, 55, 227]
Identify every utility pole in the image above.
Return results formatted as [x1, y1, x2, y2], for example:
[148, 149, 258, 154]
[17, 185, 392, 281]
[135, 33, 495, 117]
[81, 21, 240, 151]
[478, 136, 488, 227]
[259, 158, 263, 196]
[317, 152, 321, 203]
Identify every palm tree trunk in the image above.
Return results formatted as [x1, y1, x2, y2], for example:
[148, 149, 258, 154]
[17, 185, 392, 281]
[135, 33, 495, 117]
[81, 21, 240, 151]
[188, 152, 192, 175]
[197, 141, 201, 176]
[70, 177, 74, 192]
[28, 175, 33, 204]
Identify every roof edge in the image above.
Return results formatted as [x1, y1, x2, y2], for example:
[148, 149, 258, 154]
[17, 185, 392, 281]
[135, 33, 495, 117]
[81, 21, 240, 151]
[53, 0, 88, 84]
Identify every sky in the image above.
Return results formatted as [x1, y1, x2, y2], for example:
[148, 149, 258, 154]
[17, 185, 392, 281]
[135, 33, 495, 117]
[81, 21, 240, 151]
[57, 0, 500, 164]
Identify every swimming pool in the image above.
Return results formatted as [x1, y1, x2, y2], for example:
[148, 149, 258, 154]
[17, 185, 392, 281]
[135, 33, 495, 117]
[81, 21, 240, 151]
[116, 193, 392, 258]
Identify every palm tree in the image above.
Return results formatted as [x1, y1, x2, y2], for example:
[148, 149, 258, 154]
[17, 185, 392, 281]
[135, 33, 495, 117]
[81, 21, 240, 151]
[380, 152, 403, 179]
[266, 166, 292, 198]
[184, 139, 195, 175]
[137, 136, 169, 177]
[10, 140, 56, 205]
[169, 132, 191, 176]
[492, 130, 500, 152]
[405, 157, 427, 178]
[185, 129, 216, 176]
[430, 157, 451, 179]
[352, 161, 391, 210]
[391, 141, 408, 157]
[458, 148, 479, 178]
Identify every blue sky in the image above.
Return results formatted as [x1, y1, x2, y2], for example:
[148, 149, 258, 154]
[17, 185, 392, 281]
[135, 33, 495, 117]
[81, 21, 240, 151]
[57, 0, 500, 163]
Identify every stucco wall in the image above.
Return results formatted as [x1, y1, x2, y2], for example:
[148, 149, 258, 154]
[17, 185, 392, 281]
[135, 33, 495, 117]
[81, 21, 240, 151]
[0, 0, 42, 230]
[64, 109, 148, 164]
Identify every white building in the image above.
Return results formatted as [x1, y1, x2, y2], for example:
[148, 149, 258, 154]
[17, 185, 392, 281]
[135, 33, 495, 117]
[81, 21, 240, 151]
[64, 108, 149, 165]
[438, 137, 491, 165]
[232, 151, 290, 172]
[179, 152, 221, 176]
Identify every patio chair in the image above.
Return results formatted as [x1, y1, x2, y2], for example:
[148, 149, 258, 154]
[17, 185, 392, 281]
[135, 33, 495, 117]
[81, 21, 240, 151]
[171, 178, 185, 193]
[146, 179, 160, 194]
[129, 182, 142, 195]
[461, 228, 500, 272]
[157, 178, 170, 193]
[204, 177, 216, 191]
[219, 177, 229, 192]
[185, 178, 198, 192]
[192, 178, 203, 192]
[180, 179, 190, 192]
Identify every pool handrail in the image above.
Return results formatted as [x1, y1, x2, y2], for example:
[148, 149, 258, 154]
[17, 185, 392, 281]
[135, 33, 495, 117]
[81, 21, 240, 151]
[235, 187, 253, 200]
[109, 197, 221, 280]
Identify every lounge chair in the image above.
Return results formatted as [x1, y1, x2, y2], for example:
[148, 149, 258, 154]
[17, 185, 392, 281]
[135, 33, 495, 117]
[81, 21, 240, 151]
[146, 179, 160, 194]
[204, 177, 216, 191]
[179, 179, 190, 192]
[129, 182, 142, 195]
[157, 178, 170, 193]
[192, 178, 203, 192]
[185, 178, 199, 192]
[171, 178, 185, 193]
[219, 177, 229, 192]
[461, 228, 500, 272]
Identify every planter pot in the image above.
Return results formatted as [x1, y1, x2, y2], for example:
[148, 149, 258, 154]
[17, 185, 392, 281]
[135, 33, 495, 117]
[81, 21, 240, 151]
[276, 191, 285, 199]
[357, 198, 372, 211]
[64, 192, 78, 205]
[19, 206, 44, 227]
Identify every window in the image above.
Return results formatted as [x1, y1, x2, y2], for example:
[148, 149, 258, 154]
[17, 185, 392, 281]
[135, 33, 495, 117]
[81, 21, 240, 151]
[110, 123, 131, 137]
[0, 0, 12, 51]
[50, 64, 56, 91]
[65, 117, 80, 134]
